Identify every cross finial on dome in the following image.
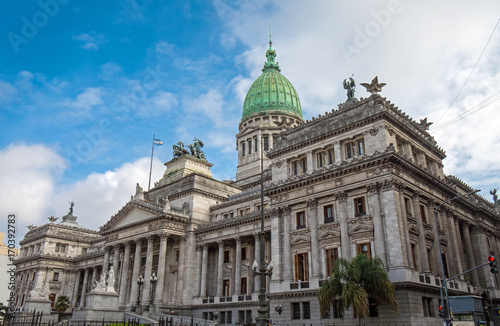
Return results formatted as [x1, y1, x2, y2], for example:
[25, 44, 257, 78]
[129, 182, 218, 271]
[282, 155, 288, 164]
[263, 23, 280, 72]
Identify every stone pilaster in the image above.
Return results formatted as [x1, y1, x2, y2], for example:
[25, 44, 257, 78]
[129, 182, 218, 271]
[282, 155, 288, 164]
[398, 186, 412, 268]
[413, 194, 430, 273]
[112, 245, 120, 289]
[307, 199, 320, 279]
[216, 240, 224, 297]
[368, 183, 387, 265]
[234, 237, 242, 295]
[336, 192, 350, 259]
[270, 208, 282, 282]
[195, 244, 202, 297]
[200, 244, 208, 298]
[253, 233, 261, 292]
[282, 206, 292, 282]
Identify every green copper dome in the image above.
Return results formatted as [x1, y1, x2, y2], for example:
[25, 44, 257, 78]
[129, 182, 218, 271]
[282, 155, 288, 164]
[241, 40, 303, 121]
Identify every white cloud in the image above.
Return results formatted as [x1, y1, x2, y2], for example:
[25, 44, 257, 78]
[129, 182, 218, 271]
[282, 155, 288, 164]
[0, 143, 166, 236]
[0, 144, 66, 235]
[51, 157, 165, 231]
[72, 32, 107, 51]
[151, 91, 178, 112]
[182, 89, 228, 128]
[66, 87, 104, 109]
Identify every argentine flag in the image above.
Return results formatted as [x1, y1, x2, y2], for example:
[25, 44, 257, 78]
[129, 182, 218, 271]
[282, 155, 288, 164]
[153, 138, 164, 146]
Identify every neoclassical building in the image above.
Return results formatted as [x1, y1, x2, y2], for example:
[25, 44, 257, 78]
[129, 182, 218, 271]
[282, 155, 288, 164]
[14, 40, 500, 325]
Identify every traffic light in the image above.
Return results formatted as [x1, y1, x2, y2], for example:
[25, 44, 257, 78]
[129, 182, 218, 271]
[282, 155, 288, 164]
[439, 305, 445, 318]
[488, 255, 498, 274]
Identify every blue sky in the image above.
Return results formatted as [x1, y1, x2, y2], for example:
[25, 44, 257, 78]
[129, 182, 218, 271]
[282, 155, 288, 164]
[1, 0, 500, 237]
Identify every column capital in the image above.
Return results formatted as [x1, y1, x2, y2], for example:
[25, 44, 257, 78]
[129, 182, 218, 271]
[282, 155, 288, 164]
[146, 235, 155, 243]
[307, 199, 318, 208]
[217, 239, 224, 246]
[367, 182, 380, 194]
[335, 191, 348, 202]
[234, 236, 241, 244]
[253, 232, 260, 240]
[281, 206, 292, 214]
[159, 232, 170, 240]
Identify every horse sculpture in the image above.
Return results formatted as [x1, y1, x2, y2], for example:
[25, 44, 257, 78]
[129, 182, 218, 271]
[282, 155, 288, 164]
[173, 141, 190, 158]
[187, 138, 206, 160]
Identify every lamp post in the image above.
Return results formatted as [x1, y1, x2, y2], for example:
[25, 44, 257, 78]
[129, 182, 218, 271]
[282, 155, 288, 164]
[255, 131, 272, 326]
[136, 274, 144, 307]
[434, 190, 479, 324]
[149, 272, 157, 306]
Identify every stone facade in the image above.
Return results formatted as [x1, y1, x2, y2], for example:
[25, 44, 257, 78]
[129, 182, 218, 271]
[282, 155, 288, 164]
[13, 47, 500, 326]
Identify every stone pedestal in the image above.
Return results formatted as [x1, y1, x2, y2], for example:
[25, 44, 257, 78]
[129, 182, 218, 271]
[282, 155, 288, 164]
[23, 299, 58, 322]
[71, 290, 123, 322]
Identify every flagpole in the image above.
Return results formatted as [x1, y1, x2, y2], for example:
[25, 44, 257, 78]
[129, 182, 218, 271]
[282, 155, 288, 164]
[148, 134, 155, 191]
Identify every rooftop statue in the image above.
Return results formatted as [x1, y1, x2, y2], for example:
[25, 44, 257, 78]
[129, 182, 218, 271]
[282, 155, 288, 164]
[173, 141, 190, 158]
[360, 76, 386, 95]
[343, 75, 356, 100]
[188, 138, 207, 160]
[68, 201, 74, 215]
[491, 188, 498, 205]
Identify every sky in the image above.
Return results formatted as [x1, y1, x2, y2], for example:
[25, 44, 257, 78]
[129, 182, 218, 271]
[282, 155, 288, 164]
[1, 0, 499, 240]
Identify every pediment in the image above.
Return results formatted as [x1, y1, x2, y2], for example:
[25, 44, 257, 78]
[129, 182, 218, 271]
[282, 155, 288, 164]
[424, 230, 434, 240]
[408, 223, 419, 235]
[100, 199, 164, 232]
[318, 228, 341, 240]
[290, 234, 310, 246]
[348, 222, 374, 234]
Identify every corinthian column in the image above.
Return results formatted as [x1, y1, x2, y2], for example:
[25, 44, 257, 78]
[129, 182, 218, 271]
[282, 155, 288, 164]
[337, 192, 350, 259]
[128, 239, 143, 306]
[155, 234, 169, 307]
[175, 237, 186, 304]
[141, 236, 154, 304]
[118, 242, 131, 306]
[282, 206, 292, 282]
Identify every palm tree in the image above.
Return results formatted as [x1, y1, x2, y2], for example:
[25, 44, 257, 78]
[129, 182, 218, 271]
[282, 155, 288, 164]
[54, 296, 70, 321]
[318, 254, 399, 326]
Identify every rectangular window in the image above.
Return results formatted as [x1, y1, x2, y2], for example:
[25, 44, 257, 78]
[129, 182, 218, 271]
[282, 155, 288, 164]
[238, 311, 245, 324]
[324, 205, 334, 223]
[294, 253, 309, 281]
[317, 152, 324, 168]
[53, 272, 59, 281]
[301, 157, 307, 173]
[327, 149, 334, 164]
[354, 197, 366, 216]
[292, 303, 301, 319]
[357, 140, 364, 155]
[241, 247, 247, 261]
[293, 161, 298, 175]
[357, 243, 371, 258]
[263, 136, 269, 151]
[326, 248, 339, 276]
[248, 139, 252, 154]
[226, 311, 232, 324]
[82, 248, 87, 255]
[223, 279, 230, 297]
[224, 250, 230, 263]
[303, 302, 311, 319]
[442, 253, 449, 278]
[254, 136, 258, 152]
[296, 211, 305, 229]
[405, 197, 412, 216]
[241, 142, 245, 157]
[175, 249, 180, 262]
[422, 297, 434, 317]
[345, 139, 364, 158]
[241, 277, 247, 294]
[420, 204, 427, 223]
[411, 243, 417, 269]
[427, 248, 433, 273]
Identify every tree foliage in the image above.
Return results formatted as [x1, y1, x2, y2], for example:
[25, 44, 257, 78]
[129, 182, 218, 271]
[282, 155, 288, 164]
[54, 296, 70, 314]
[317, 254, 398, 325]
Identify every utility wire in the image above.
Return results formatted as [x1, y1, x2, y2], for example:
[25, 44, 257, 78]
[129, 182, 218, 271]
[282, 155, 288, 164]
[434, 18, 500, 125]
